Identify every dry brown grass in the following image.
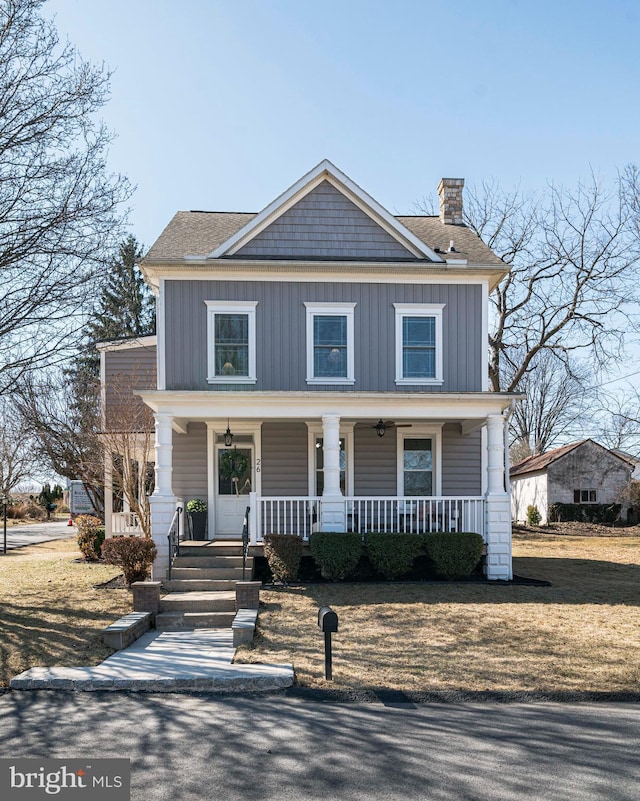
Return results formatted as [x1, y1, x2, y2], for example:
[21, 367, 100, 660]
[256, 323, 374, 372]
[0, 537, 131, 687]
[237, 533, 640, 692]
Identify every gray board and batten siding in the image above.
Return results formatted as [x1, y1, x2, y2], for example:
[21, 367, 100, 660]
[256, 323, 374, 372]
[259, 422, 481, 497]
[234, 181, 418, 261]
[164, 280, 483, 392]
[104, 345, 157, 428]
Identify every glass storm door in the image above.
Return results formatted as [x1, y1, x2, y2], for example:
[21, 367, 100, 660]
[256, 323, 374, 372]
[215, 446, 253, 536]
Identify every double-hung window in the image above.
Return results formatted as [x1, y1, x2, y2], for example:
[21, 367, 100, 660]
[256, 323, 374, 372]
[305, 303, 356, 384]
[574, 489, 597, 503]
[205, 301, 257, 383]
[394, 303, 444, 385]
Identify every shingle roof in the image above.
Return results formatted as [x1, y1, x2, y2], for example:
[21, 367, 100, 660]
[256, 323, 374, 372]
[510, 439, 636, 477]
[143, 210, 505, 266]
[510, 441, 586, 476]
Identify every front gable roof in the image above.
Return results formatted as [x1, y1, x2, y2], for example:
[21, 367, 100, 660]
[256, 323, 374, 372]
[208, 159, 444, 262]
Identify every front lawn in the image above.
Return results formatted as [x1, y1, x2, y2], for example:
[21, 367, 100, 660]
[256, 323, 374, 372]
[0, 538, 131, 688]
[237, 532, 640, 693]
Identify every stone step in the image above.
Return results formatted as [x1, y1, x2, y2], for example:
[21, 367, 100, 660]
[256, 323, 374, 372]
[155, 611, 236, 630]
[162, 579, 239, 593]
[172, 556, 252, 569]
[160, 591, 236, 613]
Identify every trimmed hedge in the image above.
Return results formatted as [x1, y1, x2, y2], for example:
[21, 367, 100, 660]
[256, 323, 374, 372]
[365, 532, 423, 579]
[548, 503, 622, 524]
[101, 536, 157, 585]
[76, 515, 105, 562]
[263, 534, 303, 584]
[310, 532, 362, 581]
[424, 532, 484, 580]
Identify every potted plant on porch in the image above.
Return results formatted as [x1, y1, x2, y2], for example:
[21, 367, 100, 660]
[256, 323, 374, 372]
[186, 498, 207, 540]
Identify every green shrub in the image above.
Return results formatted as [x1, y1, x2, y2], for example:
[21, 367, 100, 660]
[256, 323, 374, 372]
[424, 532, 484, 580]
[365, 532, 423, 579]
[186, 498, 207, 513]
[309, 532, 362, 581]
[526, 505, 542, 526]
[101, 536, 157, 585]
[263, 534, 303, 584]
[548, 503, 622, 524]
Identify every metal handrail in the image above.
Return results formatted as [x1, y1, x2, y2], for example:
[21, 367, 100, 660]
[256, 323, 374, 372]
[166, 505, 183, 582]
[242, 505, 250, 581]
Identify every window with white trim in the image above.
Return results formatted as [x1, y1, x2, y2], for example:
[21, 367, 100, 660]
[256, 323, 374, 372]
[394, 303, 444, 384]
[205, 301, 257, 383]
[396, 426, 442, 496]
[305, 303, 356, 384]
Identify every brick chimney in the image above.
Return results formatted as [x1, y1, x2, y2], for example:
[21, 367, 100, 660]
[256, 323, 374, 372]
[437, 178, 464, 225]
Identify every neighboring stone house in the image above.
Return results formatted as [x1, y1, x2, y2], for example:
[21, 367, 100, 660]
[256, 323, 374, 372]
[101, 159, 520, 580]
[510, 439, 634, 523]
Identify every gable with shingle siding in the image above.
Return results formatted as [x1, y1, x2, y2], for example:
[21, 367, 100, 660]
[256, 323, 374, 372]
[232, 180, 417, 260]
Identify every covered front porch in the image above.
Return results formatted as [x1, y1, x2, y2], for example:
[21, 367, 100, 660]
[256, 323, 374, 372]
[138, 390, 515, 581]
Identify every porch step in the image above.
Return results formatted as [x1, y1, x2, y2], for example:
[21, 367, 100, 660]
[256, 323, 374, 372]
[155, 611, 236, 630]
[171, 556, 252, 569]
[179, 541, 244, 557]
[162, 579, 239, 593]
[169, 566, 247, 581]
[159, 591, 236, 613]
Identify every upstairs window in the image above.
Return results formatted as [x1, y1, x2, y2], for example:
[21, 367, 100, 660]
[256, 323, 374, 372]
[205, 301, 257, 383]
[394, 303, 444, 385]
[574, 489, 597, 503]
[305, 303, 355, 384]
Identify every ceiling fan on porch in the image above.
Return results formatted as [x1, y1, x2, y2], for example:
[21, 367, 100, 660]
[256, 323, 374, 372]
[370, 419, 413, 438]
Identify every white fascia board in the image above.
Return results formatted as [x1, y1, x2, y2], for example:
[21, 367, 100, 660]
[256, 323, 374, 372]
[207, 159, 445, 263]
[96, 335, 157, 352]
[137, 390, 521, 421]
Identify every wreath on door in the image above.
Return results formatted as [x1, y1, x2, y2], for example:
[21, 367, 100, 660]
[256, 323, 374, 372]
[219, 450, 250, 496]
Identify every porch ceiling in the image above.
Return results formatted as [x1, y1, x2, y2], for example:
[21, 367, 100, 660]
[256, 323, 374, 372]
[137, 390, 521, 422]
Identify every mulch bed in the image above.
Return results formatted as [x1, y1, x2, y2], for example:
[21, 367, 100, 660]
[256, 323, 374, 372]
[513, 522, 640, 538]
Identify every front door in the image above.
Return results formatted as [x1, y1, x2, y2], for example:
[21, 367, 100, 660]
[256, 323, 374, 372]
[215, 446, 253, 536]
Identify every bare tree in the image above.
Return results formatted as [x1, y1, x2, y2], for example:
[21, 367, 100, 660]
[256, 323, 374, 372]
[463, 171, 640, 393]
[100, 379, 154, 538]
[14, 372, 104, 511]
[506, 350, 591, 456]
[0, 397, 39, 491]
[0, 0, 132, 393]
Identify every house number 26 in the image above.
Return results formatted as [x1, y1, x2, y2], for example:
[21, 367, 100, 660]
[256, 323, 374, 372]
[256, 458, 261, 473]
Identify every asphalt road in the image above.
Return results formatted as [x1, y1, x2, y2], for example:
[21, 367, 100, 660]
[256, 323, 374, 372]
[0, 521, 75, 552]
[0, 692, 638, 800]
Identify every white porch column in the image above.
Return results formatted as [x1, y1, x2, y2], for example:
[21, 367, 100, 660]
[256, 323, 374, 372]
[150, 412, 175, 580]
[320, 414, 346, 532]
[485, 414, 512, 580]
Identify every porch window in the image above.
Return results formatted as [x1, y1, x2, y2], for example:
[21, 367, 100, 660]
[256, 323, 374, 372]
[403, 438, 433, 495]
[394, 303, 444, 384]
[315, 437, 346, 495]
[574, 489, 597, 503]
[205, 301, 257, 383]
[305, 302, 356, 384]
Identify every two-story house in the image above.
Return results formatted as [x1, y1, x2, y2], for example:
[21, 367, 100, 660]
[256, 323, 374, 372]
[101, 160, 517, 580]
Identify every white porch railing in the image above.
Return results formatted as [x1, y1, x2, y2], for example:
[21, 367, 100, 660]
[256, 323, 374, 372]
[111, 511, 144, 535]
[255, 496, 485, 542]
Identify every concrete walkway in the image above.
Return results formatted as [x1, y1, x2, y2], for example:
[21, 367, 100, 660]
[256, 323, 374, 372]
[10, 628, 294, 692]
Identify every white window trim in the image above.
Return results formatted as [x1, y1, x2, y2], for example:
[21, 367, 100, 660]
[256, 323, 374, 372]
[396, 424, 443, 497]
[306, 422, 355, 496]
[205, 301, 258, 384]
[394, 303, 444, 385]
[304, 302, 356, 385]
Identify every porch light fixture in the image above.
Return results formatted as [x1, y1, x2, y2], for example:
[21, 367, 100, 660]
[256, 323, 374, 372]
[375, 419, 386, 437]
[224, 420, 234, 447]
